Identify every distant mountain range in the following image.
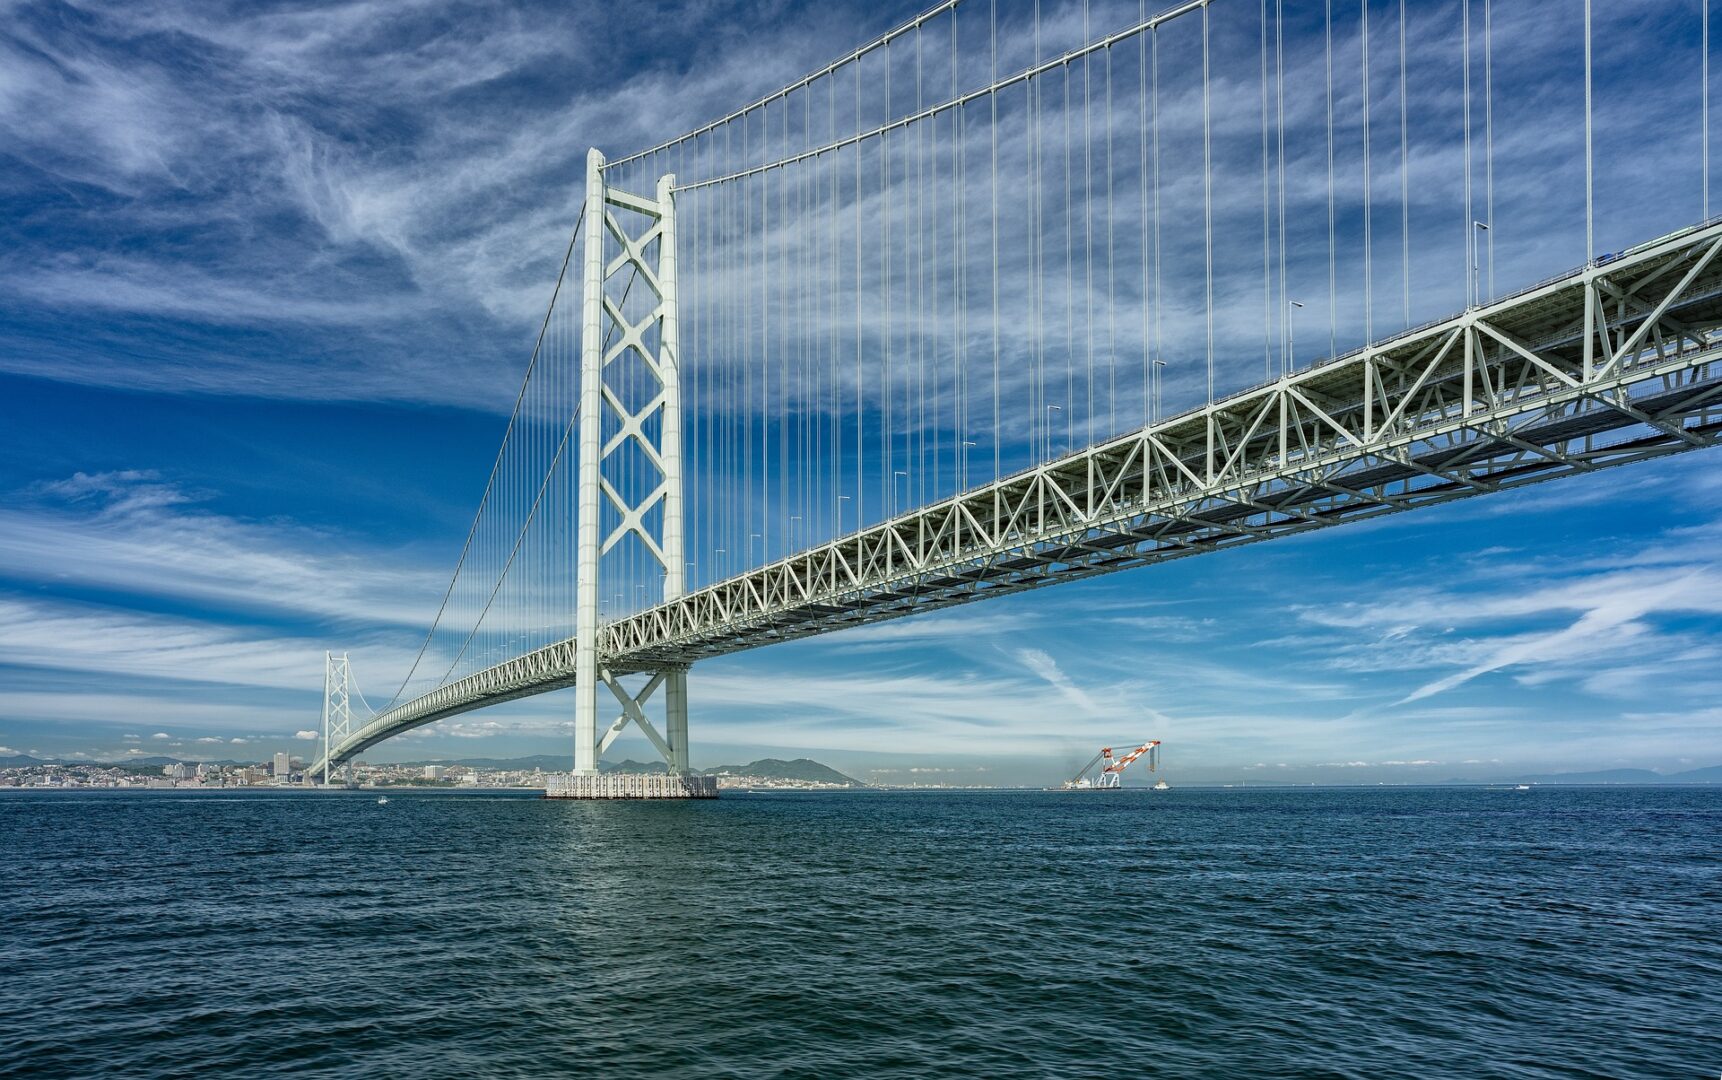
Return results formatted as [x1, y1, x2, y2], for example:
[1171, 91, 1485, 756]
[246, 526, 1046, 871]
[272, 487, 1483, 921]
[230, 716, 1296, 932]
[703, 758, 861, 784]
[0, 754, 253, 768]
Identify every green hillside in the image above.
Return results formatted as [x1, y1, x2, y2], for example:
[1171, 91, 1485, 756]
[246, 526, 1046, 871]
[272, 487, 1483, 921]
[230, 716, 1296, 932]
[702, 758, 862, 785]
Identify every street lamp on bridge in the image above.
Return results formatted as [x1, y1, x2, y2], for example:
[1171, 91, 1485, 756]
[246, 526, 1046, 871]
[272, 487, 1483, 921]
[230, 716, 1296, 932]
[1473, 220, 1491, 308]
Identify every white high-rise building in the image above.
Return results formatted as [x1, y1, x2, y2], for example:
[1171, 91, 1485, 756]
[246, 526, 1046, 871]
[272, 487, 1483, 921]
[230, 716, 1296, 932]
[422, 765, 443, 780]
[273, 752, 290, 780]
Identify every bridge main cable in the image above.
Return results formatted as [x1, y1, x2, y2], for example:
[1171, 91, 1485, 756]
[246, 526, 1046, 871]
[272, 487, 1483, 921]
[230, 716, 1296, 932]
[670, 0, 1208, 193]
[601, 0, 967, 173]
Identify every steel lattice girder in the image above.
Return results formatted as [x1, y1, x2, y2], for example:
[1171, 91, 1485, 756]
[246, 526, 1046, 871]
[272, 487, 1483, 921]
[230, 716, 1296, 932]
[315, 219, 1722, 770]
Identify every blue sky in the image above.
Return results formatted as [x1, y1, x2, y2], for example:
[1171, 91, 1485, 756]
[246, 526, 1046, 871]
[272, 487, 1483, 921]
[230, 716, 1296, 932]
[3, 0, 1721, 785]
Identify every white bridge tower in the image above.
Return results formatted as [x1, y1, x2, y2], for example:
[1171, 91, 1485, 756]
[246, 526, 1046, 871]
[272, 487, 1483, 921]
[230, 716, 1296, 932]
[559, 149, 712, 799]
[320, 651, 352, 787]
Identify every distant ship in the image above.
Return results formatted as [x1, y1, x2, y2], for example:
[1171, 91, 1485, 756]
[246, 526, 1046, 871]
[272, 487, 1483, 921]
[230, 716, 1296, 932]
[1153, 779, 1170, 791]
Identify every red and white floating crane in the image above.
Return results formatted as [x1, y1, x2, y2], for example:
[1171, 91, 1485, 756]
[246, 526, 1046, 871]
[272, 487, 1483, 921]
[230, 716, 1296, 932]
[1063, 741, 1161, 789]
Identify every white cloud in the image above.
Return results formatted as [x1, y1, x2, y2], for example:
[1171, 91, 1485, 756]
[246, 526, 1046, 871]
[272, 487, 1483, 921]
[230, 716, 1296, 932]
[294, 730, 319, 740]
[230, 738, 249, 745]
[0, 593, 421, 696]
[1013, 647, 1101, 714]
[150, 732, 170, 739]
[0, 472, 443, 626]
[1395, 573, 1719, 706]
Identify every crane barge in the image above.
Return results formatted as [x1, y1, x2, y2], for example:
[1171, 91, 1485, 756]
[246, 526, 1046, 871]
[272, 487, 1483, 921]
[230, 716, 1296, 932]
[1061, 741, 1162, 789]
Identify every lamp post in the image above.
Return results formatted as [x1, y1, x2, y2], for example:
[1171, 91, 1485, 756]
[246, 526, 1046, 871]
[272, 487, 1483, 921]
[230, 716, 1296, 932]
[960, 440, 977, 490]
[1285, 300, 1304, 376]
[1152, 360, 1166, 423]
[1472, 220, 1491, 308]
[1045, 404, 1062, 460]
[836, 494, 851, 535]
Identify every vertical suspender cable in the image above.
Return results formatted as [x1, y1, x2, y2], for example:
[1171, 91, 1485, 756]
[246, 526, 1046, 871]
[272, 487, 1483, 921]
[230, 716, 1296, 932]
[779, 108, 789, 554]
[1152, 27, 1163, 417]
[1277, 0, 1288, 374]
[1706, 0, 1712, 220]
[957, 16, 969, 490]
[798, 102, 807, 548]
[1053, 58, 1067, 451]
[1584, 0, 1593, 259]
[1363, 0, 1373, 345]
[992, 0, 1002, 479]
[1261, 0, 1274, 382]
[1140, 0, 1151, 422]
[1484, 0, 1493, 300]
[721, 134, 730, 577]
[830, 77, 839, 536]
[915, 28, 925, 507]
[884, 41, 893, 514]
[855, 62, 863, 527]
[1034, 1, 1044, 461]
[1083, 0, 1095, 446]
[1326, 0, 1337, 358]
[1399, 0, 1410, 327]
[1204, 1, 1215, 406]
[743, 115, 753, 567]
[1106, 43, 1116, 439]
[1267, 0, 1281, 384]
[1463, 0, 1473, 303]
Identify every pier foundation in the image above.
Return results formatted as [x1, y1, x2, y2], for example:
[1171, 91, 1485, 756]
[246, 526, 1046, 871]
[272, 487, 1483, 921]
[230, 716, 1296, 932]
[545, 773, 717, 799]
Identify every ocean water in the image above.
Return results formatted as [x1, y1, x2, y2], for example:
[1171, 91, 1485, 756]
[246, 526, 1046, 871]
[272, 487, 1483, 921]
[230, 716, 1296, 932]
[1, 786, 1717, 1078]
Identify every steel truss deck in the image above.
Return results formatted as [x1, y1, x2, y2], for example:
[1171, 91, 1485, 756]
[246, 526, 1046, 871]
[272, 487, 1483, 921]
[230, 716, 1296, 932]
[311, 220, 1722, 773]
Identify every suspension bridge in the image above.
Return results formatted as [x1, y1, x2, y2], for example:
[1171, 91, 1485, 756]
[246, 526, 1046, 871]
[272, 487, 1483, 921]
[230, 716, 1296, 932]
[311, 0, 1722, 795]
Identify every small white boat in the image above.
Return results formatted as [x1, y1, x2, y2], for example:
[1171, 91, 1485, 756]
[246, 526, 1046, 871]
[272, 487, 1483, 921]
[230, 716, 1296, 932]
[1514, 785, 1531, 791]
[1153, 780, 1170, 791]
[376, 796, 390, 804]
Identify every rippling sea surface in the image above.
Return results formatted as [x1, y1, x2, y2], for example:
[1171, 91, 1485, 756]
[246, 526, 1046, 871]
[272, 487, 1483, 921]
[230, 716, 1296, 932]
[2, 786, 1719, 1078]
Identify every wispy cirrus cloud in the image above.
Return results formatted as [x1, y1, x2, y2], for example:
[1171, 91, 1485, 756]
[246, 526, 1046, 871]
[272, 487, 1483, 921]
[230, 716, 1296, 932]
[0, 471, 444, 627]
[1303, 536, 1722, 710]
[0, 596, 416, 693]
[0, 0, 904, 407]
